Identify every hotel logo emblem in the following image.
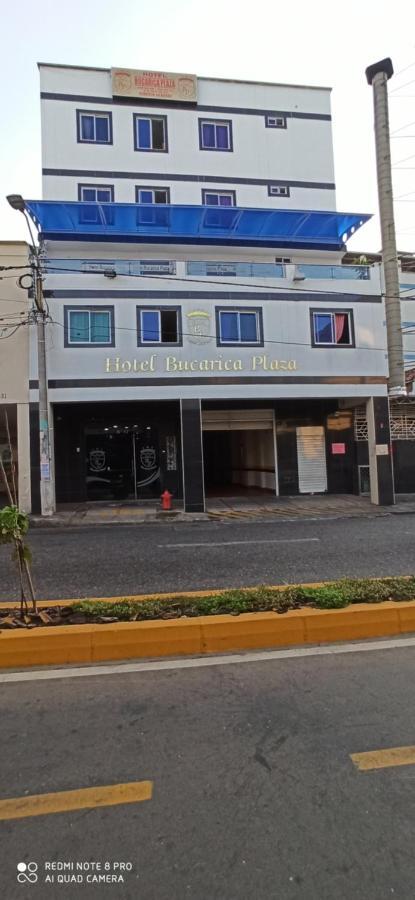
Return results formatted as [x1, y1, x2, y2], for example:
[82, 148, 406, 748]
[186, 310, 212, 345]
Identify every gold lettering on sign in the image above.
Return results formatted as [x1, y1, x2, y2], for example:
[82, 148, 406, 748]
[106, 356, 297, 374]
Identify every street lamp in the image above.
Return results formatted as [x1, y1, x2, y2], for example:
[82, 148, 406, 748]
[6, 194, 55, 516]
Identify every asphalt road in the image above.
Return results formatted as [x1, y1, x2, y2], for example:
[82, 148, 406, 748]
[1, 640, 415, 899]
[1, 513, 415, 601]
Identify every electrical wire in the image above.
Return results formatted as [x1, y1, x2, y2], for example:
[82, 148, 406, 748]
[390, 77, 415, 94]
[46, 316, 391, 354]
[41, 264, 415, 300]
[391, 119, 415, 135]
[41, 265, 382, 299]
[394, 60, 415, 78]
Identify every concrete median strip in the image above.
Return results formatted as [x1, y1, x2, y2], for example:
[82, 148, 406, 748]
[1, 598, 415, 669]
[0, 781, 153, 821]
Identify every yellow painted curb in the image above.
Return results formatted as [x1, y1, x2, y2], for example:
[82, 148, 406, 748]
[1, 601, 415, 670]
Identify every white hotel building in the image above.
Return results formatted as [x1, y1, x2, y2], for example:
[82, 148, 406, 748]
[23, 63, 394, 512]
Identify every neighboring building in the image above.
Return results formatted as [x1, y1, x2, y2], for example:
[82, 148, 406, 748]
[345, 251, 415, 493]
[23, 64, 394, 512]
[0, 242, 31, 511]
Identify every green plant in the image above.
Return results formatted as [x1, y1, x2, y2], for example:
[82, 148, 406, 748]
[0, 409, 36, 616]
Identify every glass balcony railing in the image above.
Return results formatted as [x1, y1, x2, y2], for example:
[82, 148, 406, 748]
[187, 261, 371, 280]
[44, 259, 371, 281]
[186, 261, 285, 278]
[296, 264, 370, 281]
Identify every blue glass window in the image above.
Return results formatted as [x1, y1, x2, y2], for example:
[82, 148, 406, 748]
[141, 310, 160, 342]
[220, 312, 239, 341]
[314, 313, 333, 344]
[134, 116, 167, 151]
[312, 311, 352, 346]
[79, 186, 113, 203]
[139, 309, 179, 344]
[218, 310, 261, 344]
[78, 112, 111, 144]
[203, 191, 235, 207]
[78, 185, 114, 225]
[199, 119, 232, 151]
[68, 309, 112, 345]
[136, 188, 170, 204]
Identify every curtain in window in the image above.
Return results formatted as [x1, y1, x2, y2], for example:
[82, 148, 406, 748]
[240, 313, 257, 342]
[95, 117, 109, 142]
[335, 314, 347, 344]
[81, 115, 94, 141]
[138, 118, 151, 149]
[202, 123, 215, 147]
[91, 311, 110, 343]
[141, 310, 160, 342]
[216, 124, 229, 149]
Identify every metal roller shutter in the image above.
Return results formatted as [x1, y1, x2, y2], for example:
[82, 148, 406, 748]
[202, 409, 274, 431]
[296, 426, 327, 494]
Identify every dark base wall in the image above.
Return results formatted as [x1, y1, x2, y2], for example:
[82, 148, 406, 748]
[54, 400, 182, 504]
[392, 442, 415, 493]
[357, 439, 415, 494]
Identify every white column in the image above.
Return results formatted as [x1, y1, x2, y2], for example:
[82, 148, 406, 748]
[17, 403, 31, 513]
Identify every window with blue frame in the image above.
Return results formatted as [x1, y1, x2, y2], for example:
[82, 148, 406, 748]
[65, 307, 114, 347]
[311, 310, 354, 347]
[199, 119, 233, 151]
[135, 187, 170, 204]
[137, 307, 181, 345]
[134, 115, 168, 151]
[135, 187, 170, 226]
[202, 190, 236, 206]
[77, 111, 112, 144]
[216, 308, 263, 346]
[78, 185, 114, 224]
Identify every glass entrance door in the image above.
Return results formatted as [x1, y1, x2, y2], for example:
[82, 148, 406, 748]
[133, 427, 160, 498]
[85, 424, 160, 501]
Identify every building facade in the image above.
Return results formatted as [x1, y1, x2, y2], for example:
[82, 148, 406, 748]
[24, 64, 395, 512]
[0, 241, 31, 512]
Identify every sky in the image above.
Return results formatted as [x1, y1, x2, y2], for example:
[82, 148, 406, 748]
[0, 0, 414, 252]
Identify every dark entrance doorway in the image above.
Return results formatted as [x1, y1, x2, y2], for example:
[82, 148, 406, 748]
[54, 401, 181, 504]
[85, 424, 160, 501]
[203, 428, 276, 496]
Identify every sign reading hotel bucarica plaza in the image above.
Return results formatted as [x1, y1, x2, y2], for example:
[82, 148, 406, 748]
[105, 356, 298, 374]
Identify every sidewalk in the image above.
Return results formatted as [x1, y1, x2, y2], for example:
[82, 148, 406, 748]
[29, 494, 415, 527]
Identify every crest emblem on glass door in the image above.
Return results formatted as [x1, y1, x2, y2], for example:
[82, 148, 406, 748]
[89, 448, 106, 471]
[140, 446, 156, 470]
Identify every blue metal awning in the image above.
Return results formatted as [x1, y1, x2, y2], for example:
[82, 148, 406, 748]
[25, 200, 371, 250]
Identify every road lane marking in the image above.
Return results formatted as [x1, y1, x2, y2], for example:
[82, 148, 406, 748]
[351, 746, 415, 771]
[1, 636, 415, 683]
[0, 780, 153, 821]
[158, 538, 320, 548]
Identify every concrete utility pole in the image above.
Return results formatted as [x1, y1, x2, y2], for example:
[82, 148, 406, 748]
[33, 255, 55, 516]
[6, 195, 55, 516]
[365, 58, 406, 396]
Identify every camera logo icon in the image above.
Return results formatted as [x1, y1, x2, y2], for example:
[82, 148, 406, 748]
[17, 862, 38, 884]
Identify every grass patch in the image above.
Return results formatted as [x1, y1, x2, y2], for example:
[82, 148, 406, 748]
[71, 576, 415, 623]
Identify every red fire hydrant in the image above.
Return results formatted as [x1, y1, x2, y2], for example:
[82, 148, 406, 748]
[161, 489, 173, 510]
